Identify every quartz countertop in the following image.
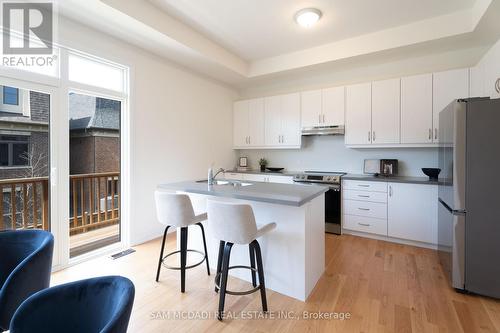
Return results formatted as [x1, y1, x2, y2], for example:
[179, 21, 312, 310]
[343, 174, 439, 186]
[158, 180, 328, 207]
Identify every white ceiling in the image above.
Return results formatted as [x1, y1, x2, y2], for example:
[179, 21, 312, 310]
[148, 0, 475, 61]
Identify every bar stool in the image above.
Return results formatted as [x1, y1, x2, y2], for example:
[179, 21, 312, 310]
[207, 200, 276, 321]
[154, 191, 210, 293]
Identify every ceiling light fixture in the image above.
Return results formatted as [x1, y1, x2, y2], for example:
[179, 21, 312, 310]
[294, 8, 322, 28]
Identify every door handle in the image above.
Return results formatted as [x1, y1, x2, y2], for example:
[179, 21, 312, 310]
[434, 128, 438, 140]
[372, 131, 376, 142]
[389, 185, 393, 197]
[248, 136, 251, 144]
[358, 223, 371, 227]
[368, 131, 371, 142]
[428, 129, 432, 141]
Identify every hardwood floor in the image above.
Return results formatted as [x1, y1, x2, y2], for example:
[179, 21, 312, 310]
[52, 233, 500, 333]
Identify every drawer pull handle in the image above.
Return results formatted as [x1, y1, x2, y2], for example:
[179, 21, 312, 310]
[358, 223, 371, 227]
[358, 195, 370, 198]
[358, 208, 370, 211]
[357, 184, 370, 187]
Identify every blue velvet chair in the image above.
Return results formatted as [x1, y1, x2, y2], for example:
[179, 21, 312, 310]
[10, 276, 135, 333]
[0, 230, 54, 332]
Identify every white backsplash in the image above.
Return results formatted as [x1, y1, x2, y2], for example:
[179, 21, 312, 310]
[237, 136, 438, 177]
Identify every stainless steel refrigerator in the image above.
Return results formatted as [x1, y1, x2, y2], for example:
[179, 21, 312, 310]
[438, 97, 500, 298]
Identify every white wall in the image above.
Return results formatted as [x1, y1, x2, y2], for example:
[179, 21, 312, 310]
[470, 39, 500, 98]
[239, 136, 437, 177]
[59, 18, 238, 245]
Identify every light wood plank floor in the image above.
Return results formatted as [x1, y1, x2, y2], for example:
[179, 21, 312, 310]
[52, 233, 500, 333]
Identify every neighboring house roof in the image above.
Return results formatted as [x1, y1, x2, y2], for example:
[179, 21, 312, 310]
[69, 108, 120, 131]
[0, 111, 48, 126]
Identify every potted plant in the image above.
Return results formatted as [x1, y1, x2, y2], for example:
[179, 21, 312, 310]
[259, 158, 268, 172]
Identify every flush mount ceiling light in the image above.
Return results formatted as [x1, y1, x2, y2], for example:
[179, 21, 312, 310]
[294, 8, 322, 28]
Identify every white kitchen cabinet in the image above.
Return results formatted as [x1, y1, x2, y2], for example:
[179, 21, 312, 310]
[401, 74, 433, 144]
[387, 183, 438, 244]
[301, 90, 322, 127]
[264, 93, 301, 147]
[322, 86, 345, 126]
[433, 69, 469, 142]
[371, 78, 400, 144]
[301, 88, 345, 128]
[233, 100, 249, 147]
[223, 172, 293, 184]
[268, 175, 294, 184]
[233, 98, 265, 148]
[224, 172, 245, 180]
[244, 174, 267, 182]
[280, 93, 301, 146]
[345, 82, 372, 145]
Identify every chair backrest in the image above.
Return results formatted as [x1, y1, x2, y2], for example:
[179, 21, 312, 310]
[0, 230, 54, 331]
[154, 191, 197, 227]
[207, 200, 258, 244]
[9, 275, 135, 333]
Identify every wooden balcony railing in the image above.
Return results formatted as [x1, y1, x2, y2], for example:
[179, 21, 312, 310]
[69, 172, 120, 235]
[0, 177, 49, 231]
[0, 172, 120, 235]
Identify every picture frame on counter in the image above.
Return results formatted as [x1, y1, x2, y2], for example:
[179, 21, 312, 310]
[239, 156, 248, 168]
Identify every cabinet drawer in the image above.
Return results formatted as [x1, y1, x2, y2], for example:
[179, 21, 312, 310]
[343, 200, 387, 219]
[224, 173, 244, 180]
[343, 180, 387, 192]
[343, 215, 387, 236]
[343, 190, 387, 203]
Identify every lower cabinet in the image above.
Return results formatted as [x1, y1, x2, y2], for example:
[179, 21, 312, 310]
[342, 180, 438, 246]
[387, 182, 438, 244]
[223, 172, 294, 184]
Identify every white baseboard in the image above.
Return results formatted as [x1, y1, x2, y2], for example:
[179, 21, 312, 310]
[342, 229, 438, 250]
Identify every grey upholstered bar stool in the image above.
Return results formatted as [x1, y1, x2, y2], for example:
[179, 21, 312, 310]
[154, 191, 210, 293]
[207, 200, 276, 321]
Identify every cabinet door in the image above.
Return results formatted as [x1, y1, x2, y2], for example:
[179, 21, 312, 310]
[322, 86, 345, 126]
[268, 175, 294, 184]
[388, 183, 438, 244]
[264, 95, 282, 146]
[248, 98, 265, 147]
[401, 74, 433, 144]
[372, 78, 400, 144]
[345, 83, 372, 145]
[224, 172, 245, 181]
[433, 69, 469, 142]
[244, 174, 267, 182]
[281, 93, 301, 146]
[233, 100, 249, 147]
[301, 90, 321, 127]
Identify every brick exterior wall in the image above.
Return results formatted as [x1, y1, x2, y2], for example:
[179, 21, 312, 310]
[30, 91, 50, 122]
[69, 135, 120, 174]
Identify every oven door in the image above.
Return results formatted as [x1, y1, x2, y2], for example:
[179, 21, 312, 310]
[325, 185, 341, 234]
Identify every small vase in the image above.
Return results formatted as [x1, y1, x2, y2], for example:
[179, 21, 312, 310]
[260, 165, 266, 172]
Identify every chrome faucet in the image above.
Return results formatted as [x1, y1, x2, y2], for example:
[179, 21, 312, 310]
[208, 168, 225, 185]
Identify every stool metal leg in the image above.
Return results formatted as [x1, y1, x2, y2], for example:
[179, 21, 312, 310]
[196, 222, 210, 276]
[180, 227, 188, 293]
[156, 225, 170, 282]
[215, 240, 225, 292]
[218, 242, 233, 321]
[249, 243, 257, 287]
[253, 240, 268, 312]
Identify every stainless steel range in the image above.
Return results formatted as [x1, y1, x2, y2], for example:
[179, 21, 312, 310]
[293, 171, 345, 235]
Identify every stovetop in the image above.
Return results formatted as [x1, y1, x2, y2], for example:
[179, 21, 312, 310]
[293, 171, 346, 184]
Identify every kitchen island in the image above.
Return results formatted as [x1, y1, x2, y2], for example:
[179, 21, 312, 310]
[158, 180, 328, 301]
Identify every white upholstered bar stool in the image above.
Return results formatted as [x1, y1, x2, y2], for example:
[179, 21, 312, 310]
[207, 200, 276, 321]
[154, 191, 210, 293]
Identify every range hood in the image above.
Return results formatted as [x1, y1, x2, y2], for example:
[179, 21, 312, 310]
[301, 125, 345, 136]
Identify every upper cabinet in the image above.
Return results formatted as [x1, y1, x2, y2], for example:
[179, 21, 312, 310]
[433, 69, 469, 142]
[345, 83, 372, 145]
[301, 87, 344, 128]
[372, 78, 401, 144]
[264, 93, 301, 147]
[233, 98, 265, 148]
[401, 74, 433, 144]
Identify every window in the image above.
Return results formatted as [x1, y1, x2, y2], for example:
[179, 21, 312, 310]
[3, 86, 19, 105]
[0, 135, 29, 167]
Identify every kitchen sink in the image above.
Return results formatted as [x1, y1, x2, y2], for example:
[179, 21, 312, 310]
[197, 179, 253, 187]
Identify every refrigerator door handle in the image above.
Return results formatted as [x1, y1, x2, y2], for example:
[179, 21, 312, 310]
[439, 198, 466, 216]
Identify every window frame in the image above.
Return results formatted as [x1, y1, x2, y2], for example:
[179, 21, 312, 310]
[0, 85, 31, 116]
[0, 134, 30, 168]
